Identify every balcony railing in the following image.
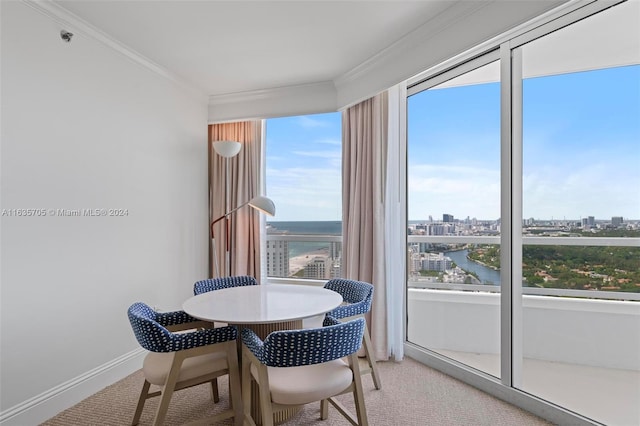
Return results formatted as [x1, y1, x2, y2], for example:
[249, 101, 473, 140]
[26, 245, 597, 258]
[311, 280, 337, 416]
[266, 234, 342, 281]
[267, 233, 640, 298]
[408, 234, 640, 301]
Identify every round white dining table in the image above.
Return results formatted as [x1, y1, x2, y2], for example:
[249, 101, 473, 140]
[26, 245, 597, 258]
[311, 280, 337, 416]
[182, 283, 343, 425]
[182, 283, 343, 329]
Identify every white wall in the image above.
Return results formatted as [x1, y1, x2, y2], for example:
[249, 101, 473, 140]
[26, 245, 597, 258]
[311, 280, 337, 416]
[0, 2, 208, 423]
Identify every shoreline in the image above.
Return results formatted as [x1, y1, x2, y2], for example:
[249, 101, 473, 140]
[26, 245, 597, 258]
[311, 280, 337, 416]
[289, 247, 330, 275]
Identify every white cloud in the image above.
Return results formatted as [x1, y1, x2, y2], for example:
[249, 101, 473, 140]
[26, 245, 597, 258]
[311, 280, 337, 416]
[408, 164, 500, 220]
[267, 166, 341, 221]
[523, 162, 640, 219]
[314, 137, 341, 146]
[292, 149, 341, 159]
[297, 116, 331, 128]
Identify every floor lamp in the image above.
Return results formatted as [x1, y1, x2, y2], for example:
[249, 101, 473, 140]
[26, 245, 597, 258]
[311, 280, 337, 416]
[210, 195, 276, 277]
[210, 140, 276, 277]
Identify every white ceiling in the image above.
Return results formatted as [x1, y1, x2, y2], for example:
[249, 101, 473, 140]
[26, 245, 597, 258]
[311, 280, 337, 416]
[54, 0, 456, 97]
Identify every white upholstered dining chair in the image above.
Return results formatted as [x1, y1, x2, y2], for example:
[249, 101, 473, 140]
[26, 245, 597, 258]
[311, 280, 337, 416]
[127, 302, 243, 426]
[240, 316, 369, 426]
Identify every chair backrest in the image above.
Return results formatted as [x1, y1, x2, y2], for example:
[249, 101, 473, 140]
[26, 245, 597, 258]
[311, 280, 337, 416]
[324, 278, 373, 318]
[193, 275, 258, 295]
[127, 302, 175, 353]
[127, 302, 237, 353]
[245, 317, 365, 368]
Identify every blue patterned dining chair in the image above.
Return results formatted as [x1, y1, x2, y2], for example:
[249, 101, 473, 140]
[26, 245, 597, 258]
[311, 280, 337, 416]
[324, 278, 382, 390]
[193, 275, 258, 295]
[241, 316, 368, 426]
[127, 302, 242, 426]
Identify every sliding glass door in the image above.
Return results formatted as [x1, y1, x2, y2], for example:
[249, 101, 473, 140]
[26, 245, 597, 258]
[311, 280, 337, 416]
[406, 1, 639, 424]
[407, 55, 502, 378]
[515, 2, 640, 424]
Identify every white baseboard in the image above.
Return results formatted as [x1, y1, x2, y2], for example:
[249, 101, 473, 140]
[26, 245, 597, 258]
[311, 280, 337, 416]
[0, 348, 145, 426]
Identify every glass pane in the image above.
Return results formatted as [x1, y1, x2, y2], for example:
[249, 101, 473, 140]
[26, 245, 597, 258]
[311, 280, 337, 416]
[407, 59, 501, 378]
[265, 113, 343, 280]
[519, 2, 640, 424]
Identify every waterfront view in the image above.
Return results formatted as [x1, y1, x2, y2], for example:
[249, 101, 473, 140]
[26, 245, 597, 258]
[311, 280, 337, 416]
[447, 249, 500, 285]
[266, 217, 640, 294]
[266, 221, 342, 279]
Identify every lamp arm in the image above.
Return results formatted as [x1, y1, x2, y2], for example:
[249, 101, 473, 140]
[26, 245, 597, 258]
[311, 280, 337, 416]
[209, 200, 251, 238]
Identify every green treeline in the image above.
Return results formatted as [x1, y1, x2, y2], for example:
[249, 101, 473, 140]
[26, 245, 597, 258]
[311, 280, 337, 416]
[467, 245, 640, 293]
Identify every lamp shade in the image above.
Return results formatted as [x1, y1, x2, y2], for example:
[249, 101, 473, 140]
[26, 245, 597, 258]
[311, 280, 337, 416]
[212, 140, 241, 158]
[248, 196, 276, 216]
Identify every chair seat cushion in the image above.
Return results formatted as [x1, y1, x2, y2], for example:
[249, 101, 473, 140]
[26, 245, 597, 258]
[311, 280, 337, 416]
[143, 351, 228, 386]
[262, 359, 353, 405]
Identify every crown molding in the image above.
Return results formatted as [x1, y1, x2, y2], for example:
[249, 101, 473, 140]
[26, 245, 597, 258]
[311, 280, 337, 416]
[208, 81, 337, 123]
[21, 0, 207, 102]
[208, 81, 336, 106]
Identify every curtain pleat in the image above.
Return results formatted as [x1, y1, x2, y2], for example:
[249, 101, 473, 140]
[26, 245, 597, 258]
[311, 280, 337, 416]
[342, 92, 389, 361]
[208, 121, 262, 280]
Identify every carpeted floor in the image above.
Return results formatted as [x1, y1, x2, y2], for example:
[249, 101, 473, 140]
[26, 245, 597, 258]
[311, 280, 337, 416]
[41, 357, 553, 425]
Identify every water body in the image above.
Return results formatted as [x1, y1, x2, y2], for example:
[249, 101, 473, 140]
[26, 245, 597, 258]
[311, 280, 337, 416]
[267, 221, 341, 235]
[446, 249, 501, 285]
[267, 221, 341, 257]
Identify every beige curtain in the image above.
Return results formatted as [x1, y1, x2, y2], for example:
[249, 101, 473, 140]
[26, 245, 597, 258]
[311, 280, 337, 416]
[208, 121, 262, 280]
[342, 92, 389, 361]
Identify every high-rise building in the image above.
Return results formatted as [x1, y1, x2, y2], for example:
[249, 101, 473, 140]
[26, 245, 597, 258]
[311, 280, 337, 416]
[428, 224, 445, 235]
[266, 239, 289, 277]
[443, 213, 454, 223]
[582, 216, 596, 229]
[329, 241, 342, 260]
[424, 223, 456, 236]
[421, 252, 453, 272]
[612, 216, 624, 227]
[304, 256, 330, 279]
[330, 260, 342, 279]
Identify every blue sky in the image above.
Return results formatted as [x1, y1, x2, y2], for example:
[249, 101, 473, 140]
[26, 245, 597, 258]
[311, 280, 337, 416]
[266, 113, 342, 221]
[265, 65, 639, 222]
[408, 64, 640, 221]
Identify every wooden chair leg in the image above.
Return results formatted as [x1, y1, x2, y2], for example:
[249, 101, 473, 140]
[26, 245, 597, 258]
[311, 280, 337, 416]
[152, 386, 175, 426]
[256, 364, 274, 426]
[350, 353, 369, 426]
[226, 343, 243, 426]
[362, 322, 382, 390]
[241, 351, 254, 425]
[132, 380, 151, 425]
[320, 399, 329, 420]
[152, 355, 183, 426]
[209, 377, 220, 403]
